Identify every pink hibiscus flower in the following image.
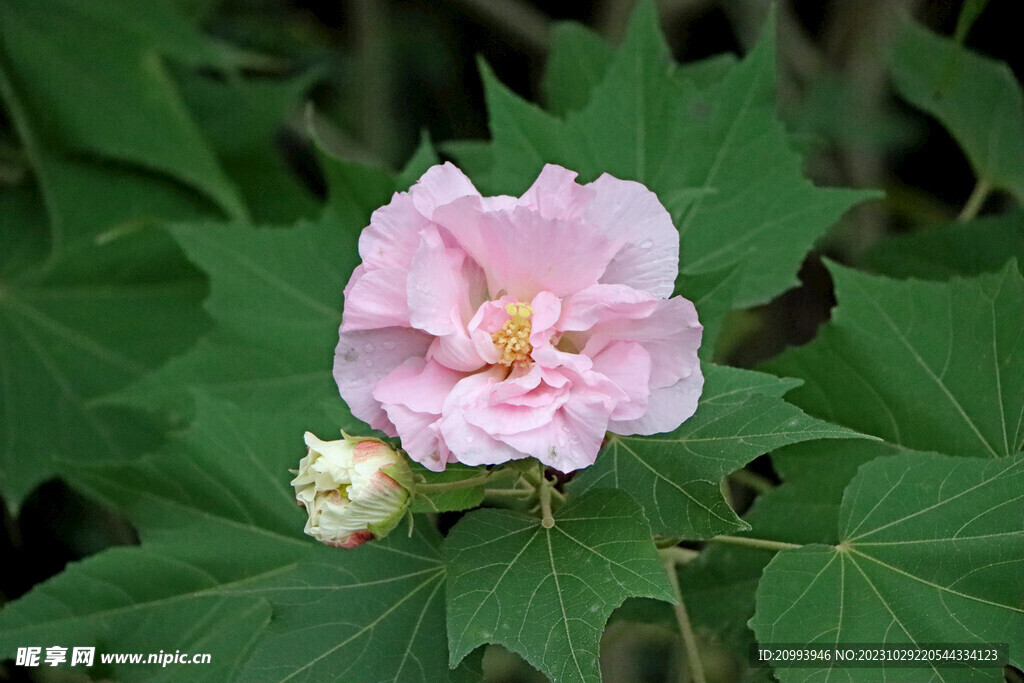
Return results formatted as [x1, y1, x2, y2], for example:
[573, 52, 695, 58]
[335, 163, 703, 472]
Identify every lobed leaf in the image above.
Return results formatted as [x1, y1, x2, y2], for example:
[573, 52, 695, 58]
[469, 1, 873, 307]
[445, 490, 674, 683]
[890, 18, 1024, 200]
[763, 262, 1024, 459]
[0, 394, 472, 682]
[570, 364, 866, 538]
[751, 452, 1024, 681]
[859, 209, 1024, 280]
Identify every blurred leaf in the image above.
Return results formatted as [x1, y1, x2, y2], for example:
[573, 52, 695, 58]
[859, 209, 1024, 279]
[752, 453, 1024, 681]
[0, 228, 209, 506]
[0, 0, 247, 221]
[476, 2, 873, 306]
[542, 22, 615, 116]
[410, 463, 485, 513]
[174, 69, 321, 223]
[0, 394, 475, 681]
[114, 214, 353, 421]
[445, 490, 674, 683]
[954, 0, 990, 43]
[890, 18, 1024, 200]
[569, 365, 865, 538]
[763, 262, 1024, 458]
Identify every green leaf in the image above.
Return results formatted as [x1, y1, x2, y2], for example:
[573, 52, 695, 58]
[954, 0, 990, 43]
[115, 212, 355, 420]
[675, 543, 776, 681]
[0, 394, 472, 682]
[0, 229, 209, 505]
[0, 0, 246, 220]
[890, 18, 1024, 200]
[752, 439, 909, 545]
[410, 463, 485, 514]
[541, 22, 615, 116]
[476, 2, 873, 306]
[675, 263, 744, 361]
[762, 262, 1024, 459]
[569, 364, 866, 538]
[174, 68, 321, 223]
[751, 452, 1024, 681]
[116, 151, 431, 423]
[445, 490, 674, 683]
[858, 209, 1024, 280]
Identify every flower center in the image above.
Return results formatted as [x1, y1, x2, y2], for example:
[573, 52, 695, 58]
[492, 302, 533, 366]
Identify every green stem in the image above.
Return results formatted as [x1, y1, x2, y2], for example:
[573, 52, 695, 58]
[538, 475, 555, 528]
[658, 545, 700, 566]
[728, 468, 775, 493]
[417, 467, 515, 494]
[958, 178, 991, 222]
[483, 487, 533, 498]
[520, 460, 566, 505]
[709, 535, 801, 552]
[662, 558, 707, 683]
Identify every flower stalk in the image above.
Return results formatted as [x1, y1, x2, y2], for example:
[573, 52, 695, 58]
[661, 554, 707, 683]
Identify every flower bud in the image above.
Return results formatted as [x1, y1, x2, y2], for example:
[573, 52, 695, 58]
[291, 432, 414, 548]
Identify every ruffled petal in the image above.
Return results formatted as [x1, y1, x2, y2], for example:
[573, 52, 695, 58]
[340, 267, 410, 331]
[588, 341, 652, 422]
[373, 357, 463, 470]
[433, 199, 619, 300]
[499, 399, 609, 472]
[557, 284, 658, 332]
[584, 174, 678, 299]
[438, 368, 531, 466]
[406, 227, 486, 336]
[334, 327, 432, 433]
[609, 362, 704, 435]
[583, 295, 702, 388]
[517, 164, 596, 220]
[359, 193, 430, 271]
[409, 162, 480, 219]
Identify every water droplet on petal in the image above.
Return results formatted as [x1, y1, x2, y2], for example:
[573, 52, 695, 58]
[363, 359, 373, 367]
[466, 435, 475, 443]
[382, 340, 396, 350]
[639, 239, 653, 249]
[363, 343, 374, 352]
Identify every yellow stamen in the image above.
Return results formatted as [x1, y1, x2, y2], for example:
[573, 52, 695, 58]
[492, 302, 533, 366]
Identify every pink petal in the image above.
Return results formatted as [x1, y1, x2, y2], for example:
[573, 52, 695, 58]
[558, 284, 658, 332]
[426, 331, 488, 373]
[589, 341, 652, 422]
[340, 267, 410, 331]
[334, 327, 432, 433]
[499, 399, 609, 472]
[373, 357, 464, 471]
[438, 368, 531, 466]
[583, 296, 702, 388]
[464, 366, 567, 434]
[409, 163, 480, 219]
[584, 174, 679, 299]
[526, 290, 562, 346]
[517, 164, 596, 220]
[610, 362, 704, 435]
[373, 357, 462, 414]
[433, 199, 619, 300]
[359, 193, 430, 271]
[406, 227, 486, 336]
